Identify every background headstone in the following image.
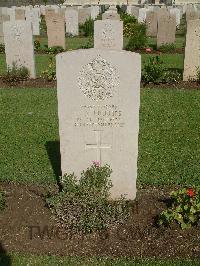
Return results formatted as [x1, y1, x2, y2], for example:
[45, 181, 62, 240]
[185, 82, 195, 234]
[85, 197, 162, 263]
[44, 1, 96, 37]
[170, 8, 181, 27]
[146, 10, 158, 37]
[102, 11, 120, 20]
[15, 8, 25, 20]
[183, 19, 200, 81]
[65, 8, 79, 36]
[25, 8, 40, 35]
[78, 7, 91, 24]
[157, 13, 176, 47]
[3, 21, 35, 78]
[0, 11, 10, 44]
[46, 12, 65, 49]
[138, 8, 147, 23]
[94, 19, 123, 50]
[56, 48, 141, 200]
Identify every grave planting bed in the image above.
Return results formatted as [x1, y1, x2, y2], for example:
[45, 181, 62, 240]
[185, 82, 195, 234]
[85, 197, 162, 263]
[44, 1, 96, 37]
[0, 182, 199, 260]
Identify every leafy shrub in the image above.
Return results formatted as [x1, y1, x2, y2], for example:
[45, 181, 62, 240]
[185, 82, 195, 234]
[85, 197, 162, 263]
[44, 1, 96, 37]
[142, 56, 182, 84]
[79, 18, 94, 37]
[0, 43, 5, 53]
[125, 23, 147, 50]
[46, 163, 131, 234]
[120, 12, 137, 24]
[142, 56, 164, 84]
[34, 40, 41, 52]
[158, 43, 176, 53]
[158, 187, 200, 229]
[162, 69, 182, 83]
[80, 38, 94, 49]
[41, 57, 56, 81]
[3, 62, 30, 83]
[0, 191, 5, 211]
[44, 45, 64, 55]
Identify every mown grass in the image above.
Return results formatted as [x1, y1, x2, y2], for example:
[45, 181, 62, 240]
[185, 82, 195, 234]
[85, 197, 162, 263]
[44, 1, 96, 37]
[146, 36, 185, 49]
[142, 53, 184, 71]
[138, 88, 200, 186]
[0, 253, 199, 266]
[38, 36, 92, 50]
[0, 88, 199, 186]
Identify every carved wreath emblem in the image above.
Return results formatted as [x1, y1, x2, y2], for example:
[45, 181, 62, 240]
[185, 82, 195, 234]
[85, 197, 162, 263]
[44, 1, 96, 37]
[11, 25, 23, 42]
[78, 55, 119, 101]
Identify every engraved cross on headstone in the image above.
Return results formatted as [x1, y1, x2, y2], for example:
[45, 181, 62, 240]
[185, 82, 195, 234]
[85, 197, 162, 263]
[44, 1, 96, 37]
[85, 130, 111, 164]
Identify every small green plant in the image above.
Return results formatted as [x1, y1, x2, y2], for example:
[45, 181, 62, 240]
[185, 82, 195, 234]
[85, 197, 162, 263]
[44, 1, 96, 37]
[41, 57, 56, 81]
[3, 62, 30, 83]
[158, 43, 176, 53]
[44, 46, 64, 55]
[80, 38, 94, 49]
[162, 69, 182, 83]
[142, 56, 164, 84]
[158, 187, 200, 229]
[34, 40, 41, 52]
[79, 18, 94, 37]
[142, 56, 182, 84]
[125, 23, 147, 50]
[120, 12, 137, 24]
[46, 163, 131, 233]
[0, 43, 5, 53]
[0, 191, 5, 211]
[196, 67, 200, 83]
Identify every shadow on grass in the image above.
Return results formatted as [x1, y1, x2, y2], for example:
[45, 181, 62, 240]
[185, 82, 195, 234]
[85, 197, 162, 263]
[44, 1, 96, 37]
[45, 141, 62, 191]
[0, 242, 11, 266]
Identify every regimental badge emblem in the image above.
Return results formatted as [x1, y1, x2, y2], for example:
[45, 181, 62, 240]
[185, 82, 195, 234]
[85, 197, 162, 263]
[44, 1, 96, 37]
[78, 55, 119, 101]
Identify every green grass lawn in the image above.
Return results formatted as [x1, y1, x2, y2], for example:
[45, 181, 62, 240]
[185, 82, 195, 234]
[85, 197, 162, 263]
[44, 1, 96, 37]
[0, 88, 199, 186]
[141, 53, 184, 71]
[38, 36, 92, 50]
[146, 36, 185, 49]
[0, 253, 199, 266]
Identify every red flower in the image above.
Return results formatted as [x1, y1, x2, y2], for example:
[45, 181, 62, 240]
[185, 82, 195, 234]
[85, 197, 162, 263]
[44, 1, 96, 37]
[145, 48, 152, 53]
[187, 188, 194, 197]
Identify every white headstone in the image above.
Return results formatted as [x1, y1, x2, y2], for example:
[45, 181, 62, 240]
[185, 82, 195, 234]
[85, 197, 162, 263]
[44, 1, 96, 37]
[94, 20, 123, 50]
[0, 12, 10, 44]
[78, 7, 91, 24]
[102, 11, 120, 20]
[91, 6, 100, 20]
[65, 9, 79, 36]
[56, 49, 141, 200]
[7, 7, 15, 21]
[183, 19, 200, 81]
[25, 9, 40, 35]
[138, 8, 147, 23]
[170, 8, 181, 27]
[46, 12, 65, 49]
[3, 21, 35, 78]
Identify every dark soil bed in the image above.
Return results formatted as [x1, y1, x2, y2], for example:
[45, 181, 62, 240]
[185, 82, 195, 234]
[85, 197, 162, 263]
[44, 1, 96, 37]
[142, 81, 200, 90]
[0, 78, 200, 90]
[0, 182, 199, 258]
[0, 78, 56, 89]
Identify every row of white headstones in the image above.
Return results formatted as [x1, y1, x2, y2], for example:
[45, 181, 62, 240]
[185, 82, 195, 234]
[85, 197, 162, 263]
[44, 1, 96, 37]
[0, 5, 101, 36]
[3, 6, 199, 80]
[1, 3, 199, 37]
[2, 6, 200, 199]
